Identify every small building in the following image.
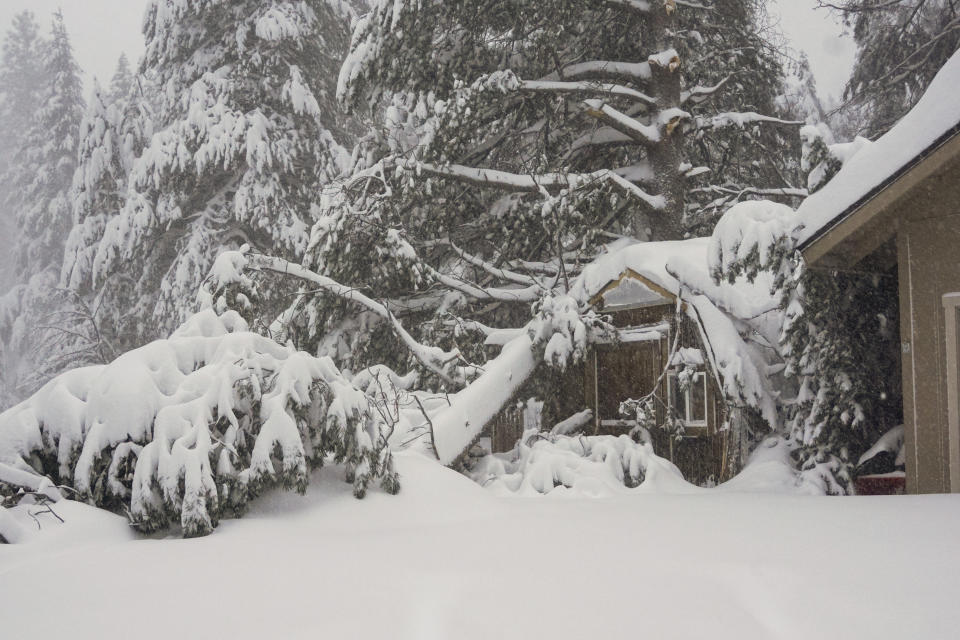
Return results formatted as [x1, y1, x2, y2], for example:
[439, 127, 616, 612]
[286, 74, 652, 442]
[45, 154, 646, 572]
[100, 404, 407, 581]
[486, 238, 779, 486]
[585, 269, 737, 484]
[797, 52, 960, 493]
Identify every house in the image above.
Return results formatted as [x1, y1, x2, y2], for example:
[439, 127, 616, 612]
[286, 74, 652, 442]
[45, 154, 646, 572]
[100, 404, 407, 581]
[796, 51, 960, 494]
[485, 238, 779, 486]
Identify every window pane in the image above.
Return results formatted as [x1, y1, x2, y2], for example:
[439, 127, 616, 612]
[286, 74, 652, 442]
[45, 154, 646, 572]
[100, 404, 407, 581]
[691, 373, 706, 423]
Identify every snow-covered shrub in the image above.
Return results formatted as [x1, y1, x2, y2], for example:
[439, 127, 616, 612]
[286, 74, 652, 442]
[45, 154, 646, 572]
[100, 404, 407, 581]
[466, 428, 657, 496]
[0, 308, 400, 537]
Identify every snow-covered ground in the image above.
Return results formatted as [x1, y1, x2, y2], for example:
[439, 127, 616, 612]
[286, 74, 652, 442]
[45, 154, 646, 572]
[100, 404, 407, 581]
[2, 451, 958, 640]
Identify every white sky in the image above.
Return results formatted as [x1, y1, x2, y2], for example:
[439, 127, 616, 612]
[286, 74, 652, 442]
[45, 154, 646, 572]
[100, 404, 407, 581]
[772, 0, 857, 102]
[0, 0, 148, 92]
[0, 0, 856, 104]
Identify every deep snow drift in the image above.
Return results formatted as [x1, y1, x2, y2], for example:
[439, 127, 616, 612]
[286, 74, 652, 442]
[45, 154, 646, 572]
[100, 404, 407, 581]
[2, 449, 958, 640]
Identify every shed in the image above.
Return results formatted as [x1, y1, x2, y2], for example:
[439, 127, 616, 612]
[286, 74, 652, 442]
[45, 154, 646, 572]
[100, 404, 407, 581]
[797, 51, 960, 494]
[485, 238, 780, 486]
[586, 269, 730, 484]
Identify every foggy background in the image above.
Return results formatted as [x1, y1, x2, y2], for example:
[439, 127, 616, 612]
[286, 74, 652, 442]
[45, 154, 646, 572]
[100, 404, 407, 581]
[0, 0, 855, 99]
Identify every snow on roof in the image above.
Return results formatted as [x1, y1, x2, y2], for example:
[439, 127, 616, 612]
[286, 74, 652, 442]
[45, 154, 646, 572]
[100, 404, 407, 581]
[572, 237, 777, 322]
[570, 238, 779, 427]
[795, 50, 960, 247]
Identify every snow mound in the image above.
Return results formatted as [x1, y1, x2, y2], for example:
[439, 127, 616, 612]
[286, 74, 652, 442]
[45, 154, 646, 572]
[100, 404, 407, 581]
[466, 429, 687, 497]
[0, 309, 399, 538]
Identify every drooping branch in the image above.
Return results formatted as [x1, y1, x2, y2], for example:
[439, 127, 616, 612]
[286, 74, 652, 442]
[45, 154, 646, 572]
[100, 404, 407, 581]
[681, 75, 732, 105]
[244, 254, 464, 384]
[583, 99, 662, 146]
[426, 239, 544, 287]
[694, 112, 804, 132]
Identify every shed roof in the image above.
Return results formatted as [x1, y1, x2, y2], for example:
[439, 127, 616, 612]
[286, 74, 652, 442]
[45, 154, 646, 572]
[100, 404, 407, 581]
[796, 50, 960, 252]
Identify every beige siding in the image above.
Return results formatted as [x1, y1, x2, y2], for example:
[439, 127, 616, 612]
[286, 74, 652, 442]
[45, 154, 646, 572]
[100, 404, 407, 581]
[901, 213, 960, 493]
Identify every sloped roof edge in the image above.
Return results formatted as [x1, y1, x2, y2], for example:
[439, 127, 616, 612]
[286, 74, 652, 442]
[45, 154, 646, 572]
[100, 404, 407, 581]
[798, 122, 960, 254]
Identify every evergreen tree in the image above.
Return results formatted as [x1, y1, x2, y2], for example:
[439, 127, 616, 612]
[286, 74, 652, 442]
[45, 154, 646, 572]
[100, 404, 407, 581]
[710, 175, 901, 494]
[0, 11, 44, 290]
[680, 0, 807, 234]
[6, 9, 85, 279]
[285, 0, 802, 381]
[59, 80, 139, 363]
[85, 0, 355, 342]
[107, 53, 134, 105]
[826, 0, 960, 137]
[0, 11, 89, 405]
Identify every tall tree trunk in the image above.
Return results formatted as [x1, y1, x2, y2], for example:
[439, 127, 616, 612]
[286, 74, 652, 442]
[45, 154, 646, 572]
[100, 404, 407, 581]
[645, 0, 684, 241]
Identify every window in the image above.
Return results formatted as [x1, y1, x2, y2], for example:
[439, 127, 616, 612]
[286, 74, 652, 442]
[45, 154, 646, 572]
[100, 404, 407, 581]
[668, 371, 707, 426]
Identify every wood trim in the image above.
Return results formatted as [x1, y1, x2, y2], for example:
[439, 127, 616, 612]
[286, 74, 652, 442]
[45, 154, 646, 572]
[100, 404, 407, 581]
[593, 350, 600, 435]
[899, 230, 919, 493]
[589, 268, 680, 308]
[802, 131, 960, 267]
[942, 293, 960, 493]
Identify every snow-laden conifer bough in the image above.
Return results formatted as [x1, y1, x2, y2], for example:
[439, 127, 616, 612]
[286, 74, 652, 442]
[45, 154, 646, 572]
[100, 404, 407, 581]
[0, 253, 402, 538]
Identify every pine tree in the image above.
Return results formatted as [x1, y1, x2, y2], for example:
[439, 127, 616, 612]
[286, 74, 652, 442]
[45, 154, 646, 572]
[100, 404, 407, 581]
[0, 11, 44, 290]
[107, 53, 134, 105]
[710, 175, 901, 494]
[827, 0, 960, 137]
[85, 0, 355, 342]
[6, 9, 85, 279]
[284, 0, 802, 382]
[0, 11, 43, 177]
[0, 11, 89, 404]
[57, 80, 142, 364]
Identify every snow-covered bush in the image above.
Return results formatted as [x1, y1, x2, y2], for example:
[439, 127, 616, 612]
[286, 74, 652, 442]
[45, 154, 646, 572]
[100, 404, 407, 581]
[0, 308, 400, 538]
[468, 430, 647, 495]
[465, 420, 684, 496]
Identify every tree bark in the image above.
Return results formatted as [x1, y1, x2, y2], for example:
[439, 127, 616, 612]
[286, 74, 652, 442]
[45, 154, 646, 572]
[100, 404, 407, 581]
[644, 0, 685, 241]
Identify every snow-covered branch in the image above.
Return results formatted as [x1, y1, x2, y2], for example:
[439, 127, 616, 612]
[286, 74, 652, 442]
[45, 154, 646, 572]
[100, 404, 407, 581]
[568, 127, 636, 156]
[425, 268, 544, 303]
[543, 60, 652, 85]
[384, 161, 666, 211]
[583, 99, 662, 146]
[432, 295, 597, 465]
[692, 185, 808, 199]
[427, 239, 543, 287]
[681, 75, 732, 105]
[518, 79, 656, 106]
[602, 0, 652, 13]
[695, 112, 804, 131]
[240, 253, 464, 384]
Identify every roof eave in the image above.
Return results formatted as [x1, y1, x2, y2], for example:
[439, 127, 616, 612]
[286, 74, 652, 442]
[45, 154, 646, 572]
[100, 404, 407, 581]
[799, 122, 960, 266]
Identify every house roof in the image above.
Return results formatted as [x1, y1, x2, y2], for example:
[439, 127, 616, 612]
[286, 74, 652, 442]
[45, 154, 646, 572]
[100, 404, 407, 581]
[796, 50, 960, 254]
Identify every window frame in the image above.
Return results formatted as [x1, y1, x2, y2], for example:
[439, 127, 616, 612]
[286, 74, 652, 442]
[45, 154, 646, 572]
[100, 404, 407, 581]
[667, 370, 708, 428]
